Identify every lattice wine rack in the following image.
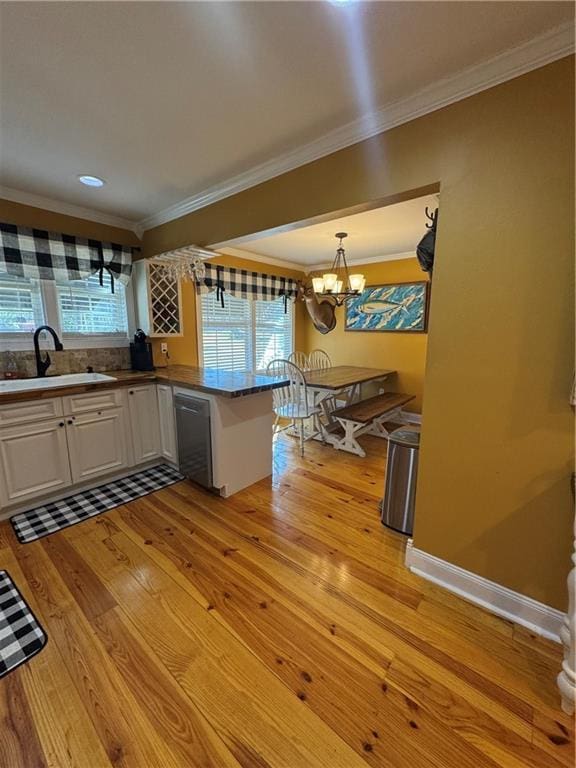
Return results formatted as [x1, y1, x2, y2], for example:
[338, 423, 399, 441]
[145, 260, 183, 336]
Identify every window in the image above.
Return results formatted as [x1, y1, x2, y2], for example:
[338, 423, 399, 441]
[253, 297, 293, 370]
[200, 292, 293, 372]
[56, 274, 128, 337]
[0, 271, 131, 348]
[0, 274, 44, 333]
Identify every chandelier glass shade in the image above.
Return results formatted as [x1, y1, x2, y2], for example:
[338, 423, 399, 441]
[312, 233, 365, 306]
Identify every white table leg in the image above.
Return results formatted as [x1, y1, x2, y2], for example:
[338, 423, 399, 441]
[333, 418, 367, 457]
[558, 511, 576, 714]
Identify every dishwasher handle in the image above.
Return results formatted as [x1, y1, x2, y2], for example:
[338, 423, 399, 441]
[175, 403, 203, 415]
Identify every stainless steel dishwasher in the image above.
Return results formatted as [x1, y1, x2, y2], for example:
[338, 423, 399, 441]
[174, 392, 213, 489]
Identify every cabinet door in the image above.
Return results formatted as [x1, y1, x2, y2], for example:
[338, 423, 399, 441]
[66, 408, 129, 484]
[128, 385, 161, 464]
[157, 384, 178, 464]
[0, 418, 71, 507]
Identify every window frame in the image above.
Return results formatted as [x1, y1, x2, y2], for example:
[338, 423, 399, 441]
[196, 291, 295, 372]
[0, 275, 135, 351]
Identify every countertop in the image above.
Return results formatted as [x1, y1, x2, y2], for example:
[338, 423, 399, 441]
[0, 365, 288, 404]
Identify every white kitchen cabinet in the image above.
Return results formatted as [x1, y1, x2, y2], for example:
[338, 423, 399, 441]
[128, 384, 161, 464]
[0, 417, 71, 507]
[156, 384, 177, 464]
[66, 407, 129, 484]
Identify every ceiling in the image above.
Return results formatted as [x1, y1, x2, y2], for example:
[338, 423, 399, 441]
[220, 194, 438, 269]
[0, 2, 573, 228]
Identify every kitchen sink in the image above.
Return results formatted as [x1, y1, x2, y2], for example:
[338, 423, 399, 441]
[0, 372, 117, 393]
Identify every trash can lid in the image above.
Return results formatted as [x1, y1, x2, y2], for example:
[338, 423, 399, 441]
[389, 427, 421, 448]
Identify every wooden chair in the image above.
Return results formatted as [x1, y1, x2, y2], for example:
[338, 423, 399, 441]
[288, 351, 309, 371]
[307, 349, 331, 370]
[266, 358, 321, 456]
[307, 349, 337, 410]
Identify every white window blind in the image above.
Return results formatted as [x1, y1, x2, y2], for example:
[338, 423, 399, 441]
[56, 274, 128, 336]
[0, 273, 44, 332]
[254, 297, 293, 371]
[200, 293, 293, 372]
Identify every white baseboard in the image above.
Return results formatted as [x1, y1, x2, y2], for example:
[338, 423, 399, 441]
[405, 541, 564, 642]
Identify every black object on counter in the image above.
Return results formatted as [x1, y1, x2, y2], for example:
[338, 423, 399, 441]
[130, 329, 154, 371]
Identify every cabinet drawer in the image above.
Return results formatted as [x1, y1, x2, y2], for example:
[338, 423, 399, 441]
[0, 397, 63, 427]
[63, 389, 123, 415]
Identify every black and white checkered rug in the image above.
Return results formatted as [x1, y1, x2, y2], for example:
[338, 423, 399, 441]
[11, 464, 185, 544]
[0, 570, 46, 678]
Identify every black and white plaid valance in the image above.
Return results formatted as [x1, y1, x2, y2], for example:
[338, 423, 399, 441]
[0, 222, 136, 288]
[196, 263, 298, 308]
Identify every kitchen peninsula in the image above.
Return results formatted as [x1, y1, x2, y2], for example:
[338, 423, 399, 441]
[0, 365, 288, 518]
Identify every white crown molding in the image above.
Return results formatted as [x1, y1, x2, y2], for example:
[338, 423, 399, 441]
[217, 246, 306, 273]
[2, 23, 572, 238]
[305, 250, 416, 274]
[138, 21, 574, 233]
[405, 541, 565, 642]
[0, 185, 140, 235]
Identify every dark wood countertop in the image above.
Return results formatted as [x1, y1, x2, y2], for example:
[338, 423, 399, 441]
[155, 365, 287, 398]
[0, 365, 287, 404]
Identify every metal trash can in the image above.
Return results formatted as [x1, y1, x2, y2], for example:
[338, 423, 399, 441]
[380, 427, 420, 535]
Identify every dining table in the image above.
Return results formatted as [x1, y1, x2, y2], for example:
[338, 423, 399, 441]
[302, 365, 396, 446]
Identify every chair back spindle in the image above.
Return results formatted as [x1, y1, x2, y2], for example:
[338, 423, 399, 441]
[267, 359, 308, 417]
[308, 349, 332, 371]
[288, 351, 309, 371]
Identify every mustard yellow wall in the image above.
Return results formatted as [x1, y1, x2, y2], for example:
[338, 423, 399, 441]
[150, 253, 306, 367]
[0, 199, 140, 247]
[305, 258, 428, 412]
[144, 58, 574, 609]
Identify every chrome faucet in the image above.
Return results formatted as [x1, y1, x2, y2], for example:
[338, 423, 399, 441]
[33, 325, 63, 378]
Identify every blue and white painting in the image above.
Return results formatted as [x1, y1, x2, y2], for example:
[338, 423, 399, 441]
[345, 282, 428, 332]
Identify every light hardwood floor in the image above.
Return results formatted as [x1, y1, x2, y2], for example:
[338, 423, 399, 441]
[0, 432, 573, 768]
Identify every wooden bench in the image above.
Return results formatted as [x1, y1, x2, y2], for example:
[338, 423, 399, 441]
[331, 392, 415, 457]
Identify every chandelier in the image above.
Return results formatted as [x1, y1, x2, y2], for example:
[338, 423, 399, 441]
[312, 233, 365, 306]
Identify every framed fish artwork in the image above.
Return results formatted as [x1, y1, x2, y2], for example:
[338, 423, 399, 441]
[345, 281, 429, 333]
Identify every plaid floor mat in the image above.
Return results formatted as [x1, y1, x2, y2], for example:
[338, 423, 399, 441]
[0, 570, 46, 678]
[11, 464, 185, 544]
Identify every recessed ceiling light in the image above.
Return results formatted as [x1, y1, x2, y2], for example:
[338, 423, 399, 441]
[78, 174, 105, 188]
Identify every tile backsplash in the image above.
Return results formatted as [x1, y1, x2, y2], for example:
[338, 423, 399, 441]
[0, 347, 131, 378]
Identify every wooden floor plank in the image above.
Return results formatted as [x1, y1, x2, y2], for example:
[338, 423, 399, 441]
[90, 606, 244, 768]
[0, 668, 47, 768]
[388, 657, 565, 768]
[0, 546, 112, 768]
[113, 490, 561, 767]
[68, 529, 373, 768]
[11, 542, 201, 768]
[98, 507, 501, 768]
[0, 432, 569, 768]
[157, 480, 559, 717]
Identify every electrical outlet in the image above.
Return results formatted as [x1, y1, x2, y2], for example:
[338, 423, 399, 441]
[160, 342, 168, 354]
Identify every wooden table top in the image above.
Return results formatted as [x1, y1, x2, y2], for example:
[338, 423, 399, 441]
[303, 365, 396, 390]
